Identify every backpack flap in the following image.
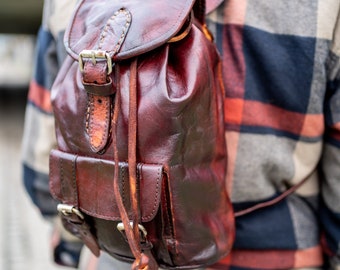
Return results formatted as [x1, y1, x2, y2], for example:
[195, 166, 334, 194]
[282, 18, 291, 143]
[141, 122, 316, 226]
[49, 149, 163, 222]
[64, 0, 199, 61]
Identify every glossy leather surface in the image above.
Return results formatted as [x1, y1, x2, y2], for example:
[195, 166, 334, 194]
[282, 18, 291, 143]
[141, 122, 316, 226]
[50, 0, 234, 268]
[65, 0, 196, 60]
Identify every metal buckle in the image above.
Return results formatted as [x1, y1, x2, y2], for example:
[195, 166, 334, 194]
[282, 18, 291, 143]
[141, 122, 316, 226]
[79, 50, 113, 75]
[117, 222, 148, 238]
[57, 204, 85, 220]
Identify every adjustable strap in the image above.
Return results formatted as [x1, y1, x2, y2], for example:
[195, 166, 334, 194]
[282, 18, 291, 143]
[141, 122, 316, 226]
[81, 54, 114, 153]
[79, 8, 131, 153]
[58, 204, 101, 257]
[55, 155, 100, 256]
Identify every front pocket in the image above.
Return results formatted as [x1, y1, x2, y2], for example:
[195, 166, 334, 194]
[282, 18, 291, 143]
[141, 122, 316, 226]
[49, 149, 163, 222]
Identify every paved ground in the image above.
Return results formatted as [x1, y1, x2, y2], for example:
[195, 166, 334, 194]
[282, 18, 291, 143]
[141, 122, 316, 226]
[0, 89, 66, 270]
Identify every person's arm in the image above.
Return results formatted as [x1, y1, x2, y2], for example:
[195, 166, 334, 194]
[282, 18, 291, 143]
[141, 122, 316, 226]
[21, 0, 83, 268]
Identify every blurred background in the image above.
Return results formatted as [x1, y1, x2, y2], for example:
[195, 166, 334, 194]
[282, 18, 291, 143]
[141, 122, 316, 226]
[0, 0, 67, 269]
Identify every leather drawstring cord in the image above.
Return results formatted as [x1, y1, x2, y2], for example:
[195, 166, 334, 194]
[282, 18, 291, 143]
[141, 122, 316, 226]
[112, 61, 141, 259]
[128, 59, 142, 250]
[112, 59, 157, 270]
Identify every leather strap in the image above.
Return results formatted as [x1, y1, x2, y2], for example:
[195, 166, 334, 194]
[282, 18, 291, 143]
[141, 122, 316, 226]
[60, 212, 101, 257]
[128, 59, 142, 249]
[59, 154, 78, 206]
[83, 60, 113, 153]
[57, 154, 100, 256]
[235, 174, 312, 217]
[81, 8, 132, 153]
[132, 252, 158, 270]
[193, 0, 206, 25]
[112, 65, 139, 256]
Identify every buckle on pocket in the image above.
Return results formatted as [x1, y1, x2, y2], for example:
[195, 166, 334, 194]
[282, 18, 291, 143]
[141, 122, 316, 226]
[57, 204, 85, 220]
[117, 221, 148, 238]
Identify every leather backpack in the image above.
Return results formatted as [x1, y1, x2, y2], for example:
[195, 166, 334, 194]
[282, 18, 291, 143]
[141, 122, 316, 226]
[49, 0, 234, 269]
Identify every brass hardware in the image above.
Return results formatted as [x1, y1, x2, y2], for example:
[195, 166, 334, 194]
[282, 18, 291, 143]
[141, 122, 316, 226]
[57, 204, 85, 220]
[117, 222, 148, 238]
[79, 50, 113, 75]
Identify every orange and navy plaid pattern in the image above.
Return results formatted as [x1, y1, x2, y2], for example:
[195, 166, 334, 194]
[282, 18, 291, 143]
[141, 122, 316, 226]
[21, 0, 72, 216]
[206, 0, 340, 269]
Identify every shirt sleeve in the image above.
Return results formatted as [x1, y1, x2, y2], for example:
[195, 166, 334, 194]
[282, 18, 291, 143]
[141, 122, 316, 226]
[320, 9, 340, 267]
[21, 0, 73, 218]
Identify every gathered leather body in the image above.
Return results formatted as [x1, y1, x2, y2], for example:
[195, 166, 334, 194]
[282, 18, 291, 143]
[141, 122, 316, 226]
[49, 0, 234, 268]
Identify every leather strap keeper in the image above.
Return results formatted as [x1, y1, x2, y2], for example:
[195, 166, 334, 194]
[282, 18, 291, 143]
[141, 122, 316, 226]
[83, 77, 116, 96]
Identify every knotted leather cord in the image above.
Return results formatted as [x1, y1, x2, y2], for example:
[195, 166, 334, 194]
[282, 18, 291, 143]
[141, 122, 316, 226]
[112, 62, 141, 258]
[112, 59, 156, 269]
[112, 61, 141, 260]
[128, 59, 142, 247]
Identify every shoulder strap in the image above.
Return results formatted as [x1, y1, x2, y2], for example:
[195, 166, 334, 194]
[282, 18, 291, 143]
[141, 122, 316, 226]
[234, 174, 311, 217]
[193, 0, 206, 24]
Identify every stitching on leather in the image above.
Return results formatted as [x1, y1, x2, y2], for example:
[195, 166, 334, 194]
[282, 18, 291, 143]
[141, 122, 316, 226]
[88, 96, 109, 152]
[87, 96, 111, 153]
[88, 95, 95, 144]
[85, 97, 91, 134]
[67, 0, 191, 59]
[79, 208, 118, 220]
[108, 97, 113, 145]
[121, 165, 126, 208]
[49, 155, 54, 192]
[72, 155, 78, 206]
[98, 8, 131, 54]
[49, 154, 59, 199]
[114, 0, 191, 57]
[142, 167, 161, 221]
[103, 97, 110, 147]
[60, 157, 65, 199]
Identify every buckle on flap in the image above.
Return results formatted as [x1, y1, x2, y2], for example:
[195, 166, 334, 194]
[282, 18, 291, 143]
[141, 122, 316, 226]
[79, 50, 113, 75]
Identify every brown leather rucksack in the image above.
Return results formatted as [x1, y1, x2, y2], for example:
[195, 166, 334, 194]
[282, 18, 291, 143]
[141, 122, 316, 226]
[49, 0, 234, 269]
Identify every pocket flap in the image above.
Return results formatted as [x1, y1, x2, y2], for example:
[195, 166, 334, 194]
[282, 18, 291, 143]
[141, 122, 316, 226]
[49, 149, 163, 222]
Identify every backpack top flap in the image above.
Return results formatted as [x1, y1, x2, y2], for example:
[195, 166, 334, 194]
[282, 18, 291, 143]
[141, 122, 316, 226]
[64, 0, 198, 61]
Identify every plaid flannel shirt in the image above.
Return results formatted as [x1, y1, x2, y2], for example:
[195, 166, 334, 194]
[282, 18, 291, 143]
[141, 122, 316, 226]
[22, 1, 340, 269]
[22, 0, 77, 217]
[206, 1, 340, 269]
